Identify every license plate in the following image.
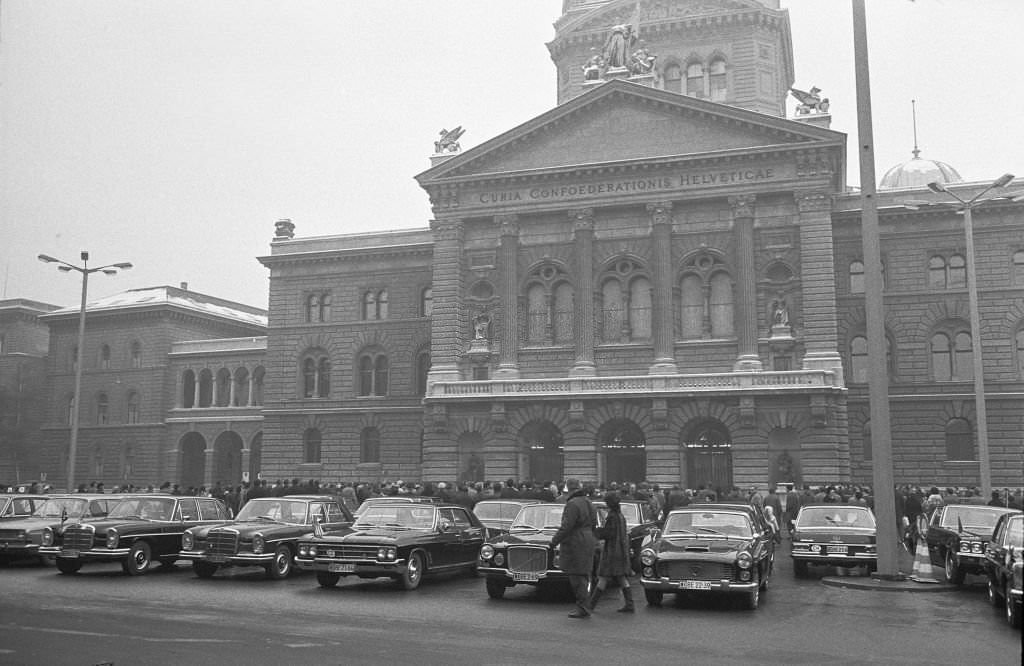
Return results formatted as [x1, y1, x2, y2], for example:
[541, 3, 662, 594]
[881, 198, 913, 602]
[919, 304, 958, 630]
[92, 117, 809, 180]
[678, 580, 712, 590]
[62, 550, 79, 558]
[512, 572, 539, 582]
[207, 555, 228, 564]
[827, 545, 848, 554]
[328, 563, 355, 573]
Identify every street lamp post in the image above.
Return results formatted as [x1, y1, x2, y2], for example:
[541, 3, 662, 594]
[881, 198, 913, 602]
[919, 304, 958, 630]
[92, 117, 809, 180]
[38, 252, 132, 492]
[911, 175, 1020, 500]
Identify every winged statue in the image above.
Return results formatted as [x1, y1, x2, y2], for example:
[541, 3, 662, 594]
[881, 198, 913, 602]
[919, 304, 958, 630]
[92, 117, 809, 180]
[434, 126, 465, 154]
[790, 86, 830, 114]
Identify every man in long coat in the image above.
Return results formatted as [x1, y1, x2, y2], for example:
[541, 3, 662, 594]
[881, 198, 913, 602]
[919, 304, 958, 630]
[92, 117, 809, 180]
[549, 479, 598, 618]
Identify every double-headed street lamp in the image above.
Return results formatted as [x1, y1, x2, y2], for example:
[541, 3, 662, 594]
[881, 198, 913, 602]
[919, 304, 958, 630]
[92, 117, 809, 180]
[905, 174, 1023, 500]
[38, 252, 132, 493]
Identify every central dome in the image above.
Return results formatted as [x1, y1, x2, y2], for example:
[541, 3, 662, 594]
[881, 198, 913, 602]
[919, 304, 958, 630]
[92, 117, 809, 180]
[879, 152, 963, 190]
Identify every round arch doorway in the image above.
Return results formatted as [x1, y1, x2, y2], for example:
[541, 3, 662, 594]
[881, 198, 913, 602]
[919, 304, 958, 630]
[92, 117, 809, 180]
[180, 432, 207, 490]
[598, 418, 646, 484]
[682, 422, 732, 494]
[519, 421, 563, 483]
[213, 431, 243, 486]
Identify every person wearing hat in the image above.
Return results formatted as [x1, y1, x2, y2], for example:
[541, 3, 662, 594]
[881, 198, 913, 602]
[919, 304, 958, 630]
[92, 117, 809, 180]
[588, 491, 635, 613]
[548, 479, 598, 618]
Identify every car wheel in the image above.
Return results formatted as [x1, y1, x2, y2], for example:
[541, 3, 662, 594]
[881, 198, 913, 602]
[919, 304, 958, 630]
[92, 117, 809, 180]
[793, 560, 808, 577]
[987, 577, 1002, 607]
[266, 545, 293, 580]
[123, 542, 152, 576]
[760, 567, 769, 591]
[56, 557, 82, 575]
[485, 577, 506, 599]
[1008, 582, 1022, 629]
[316, 571, 340, 588]
[944, 551, 964, 585]
[644, 588, 663, 606]
[193, 561, 218, 579]
[400, 551, 424, 590]
[745, 577, 760, 610]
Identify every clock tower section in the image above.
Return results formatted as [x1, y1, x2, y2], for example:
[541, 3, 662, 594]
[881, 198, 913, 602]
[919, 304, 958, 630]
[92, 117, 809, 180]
[549, 0, 795, 117]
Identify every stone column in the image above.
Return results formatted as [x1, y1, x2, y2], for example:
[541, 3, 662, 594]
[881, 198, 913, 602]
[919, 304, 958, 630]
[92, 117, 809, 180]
[194, 373, 201, 408]
[569, 208, 596, 377]
[731, 195, 763, 371]
[247, 373, 254, 406]
[648, 202, 678, 374]
[427, 218, 465, 387]
[494, 214, 520, 379]
[795, 190, 844, 381]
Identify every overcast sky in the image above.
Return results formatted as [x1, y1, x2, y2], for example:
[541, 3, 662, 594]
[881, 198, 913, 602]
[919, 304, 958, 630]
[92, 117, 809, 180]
[2, 0, 1021, 311]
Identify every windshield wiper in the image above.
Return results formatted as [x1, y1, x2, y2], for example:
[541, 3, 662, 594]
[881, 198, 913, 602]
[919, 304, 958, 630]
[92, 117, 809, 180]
[667, 529, 699, 537]
[697, 527, 725, 535]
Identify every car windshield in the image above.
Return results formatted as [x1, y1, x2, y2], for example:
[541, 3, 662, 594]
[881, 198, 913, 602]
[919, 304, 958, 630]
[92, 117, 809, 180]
[354, 505, 435, 529]
[797, 507, 876, 529]
[618, 503, 640, 527]
[940, 506, 1005, 531]
[665, 511, 753, 537]
[474, 502, 523, 522]
[1006, 517, 1023, 548]
[512, 505, 564, 531]
[35, 498, 89, 518]
[108, 497, 174, 521]
[235, 498, 308, 524]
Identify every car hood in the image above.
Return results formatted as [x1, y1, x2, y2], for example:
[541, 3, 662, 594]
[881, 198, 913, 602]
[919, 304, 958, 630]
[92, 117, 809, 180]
[67, 518, 175, 532]
[312, 525, 435, 545]
[652, 535, 753, 558]
[194, 520, 304, 539]
[0, 516, 70, 532]
[486, 528, 556, 548]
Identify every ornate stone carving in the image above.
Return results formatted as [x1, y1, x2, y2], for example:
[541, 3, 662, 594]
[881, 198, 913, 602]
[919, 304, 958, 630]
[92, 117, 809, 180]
[434, 126, 465, 154]
[569, 400, 585, 431]
[490, 402, 507, 433]
[646, 201, 673, 225]
[429, 218, 464, 242]
[728, 194, 756, 219]
[794, 190, 831, 214]
[273, 218, 295, 240]
[569, 207, 595, 235]
[495, 214, 519, 237]
[790, 86, 830, 114]
[740, 396, 756, 428]
[651, 398, 668, 430]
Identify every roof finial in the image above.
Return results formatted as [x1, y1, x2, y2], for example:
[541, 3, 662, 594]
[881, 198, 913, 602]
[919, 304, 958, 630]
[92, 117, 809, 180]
[911, 99, 920, 159]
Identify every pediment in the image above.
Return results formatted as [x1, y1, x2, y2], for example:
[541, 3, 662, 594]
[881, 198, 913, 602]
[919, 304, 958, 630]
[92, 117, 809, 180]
[418, 80, 842, 185]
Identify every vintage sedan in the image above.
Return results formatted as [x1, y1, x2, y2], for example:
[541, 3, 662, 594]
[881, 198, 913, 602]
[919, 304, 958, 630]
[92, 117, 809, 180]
[639, 504, 774, 610]
[0, 494, 115, 564]
[984, 512, 1022, 629]
[40, 494, 230, 575]
[926, 504, 1021, 585]
[478, 502, 607, 600]
[180, 495, 352, 579]
[790, 504, 878, 576]
[472, 499, 540, 539]
[295, 501, 484, 590]
[0, 494, 46, 520]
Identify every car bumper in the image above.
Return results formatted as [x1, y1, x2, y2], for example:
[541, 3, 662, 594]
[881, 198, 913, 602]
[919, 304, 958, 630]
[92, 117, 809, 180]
[179, 551, 274, 566]
[791, 551, 877, 567]
[294, 557, 406, 577]
[0, 543, 38, 556]
[478, 565, 569, 584]
[954, 552, 987, 573]
[50, 548, 130, 561]
[640, 575, 759, 593]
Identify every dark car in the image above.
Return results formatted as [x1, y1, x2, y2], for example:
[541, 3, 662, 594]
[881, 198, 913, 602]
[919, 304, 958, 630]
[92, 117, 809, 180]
[40, 494, 231, 575]
[180, 495, 353, 579]
[478, 502, 609, 600]
[0, 494, 47, 520]
[0, 494, 115, 564]
[593, 498, 661, 573]
[790, 504, 877, 576]
[295, 501, 484, 590]
[472, 499, 540, 539]
[984, 512, 1022, 629]
[638, 504, 774, 610]
[925, 504, 1021, 585]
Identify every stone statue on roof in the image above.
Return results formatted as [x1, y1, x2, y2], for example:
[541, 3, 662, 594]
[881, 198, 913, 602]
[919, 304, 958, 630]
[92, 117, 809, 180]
[434, 126, 465, 154]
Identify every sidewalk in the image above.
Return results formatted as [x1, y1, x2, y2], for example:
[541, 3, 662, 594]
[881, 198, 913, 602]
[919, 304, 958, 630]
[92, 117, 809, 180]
[820, 543, 956, 593]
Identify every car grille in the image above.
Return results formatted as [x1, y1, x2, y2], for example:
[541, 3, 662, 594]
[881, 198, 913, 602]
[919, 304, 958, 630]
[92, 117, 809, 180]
[319, 545, 377, 560]
[64, 525, 96, 551]
[657, 560, 735, 581]
[508, 546, 548, 574]
[207, 530, 239, 556]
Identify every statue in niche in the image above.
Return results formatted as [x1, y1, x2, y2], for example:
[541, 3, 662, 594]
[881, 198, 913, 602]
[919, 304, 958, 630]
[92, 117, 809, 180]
[473, 312, 491, 340]
[434, 126, 465, 154]
[772, 298, 789, 326]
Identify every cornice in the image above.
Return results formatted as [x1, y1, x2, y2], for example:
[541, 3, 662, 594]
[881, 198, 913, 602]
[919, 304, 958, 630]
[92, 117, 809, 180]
[258, 243, 433, 268]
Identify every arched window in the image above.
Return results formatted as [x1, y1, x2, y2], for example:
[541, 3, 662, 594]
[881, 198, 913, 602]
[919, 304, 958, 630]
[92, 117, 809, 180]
[421, 286, 433, 317]
[686, 62, 704, 97]
[197, 369, 214, 407]
[357, 351, 389, 397]
[130, 341, 142, 368]
[300, 352, 331, 398]
[708, 57, 726, 101]
[664, 63, 682, 93]
[850, 336, 869, 383]
[602, 279, 625, 343]
[215, 368, 231, 407]
[233, 367, 250, 406]
[303, 428, 322, 464]
[362, 289, 388, 320]
[944, 418, 973, 461]
[99, 344, 111, 370]
[553, 282, 574, 343]
[527, 283, 547, 343]
[1016, 329, 1024, 379]
[930, 333, 952, 381]
[629, 277, 652, 340]
[954, 332, 974, 381]
[126, 391, 139, 424]
[1013, 250, 1024, 286]
[708, 272, 733, 337]
[96, 393, 109, 425]
[182, 369, 196, 408]
[928, 256, 947, 288]
[377, 290, 389, 319]
[306, 294, 320, 322]
[415, 350, 430, 396]
[849, 260, 865, 294]
[948, 254, 966, 288]
[361, 427, 380, 463]
[251, 366, 265, 406]
[680, 274, 703, 339]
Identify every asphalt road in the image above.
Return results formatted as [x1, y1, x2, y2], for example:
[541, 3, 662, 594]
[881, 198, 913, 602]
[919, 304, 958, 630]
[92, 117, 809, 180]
[0, 552, 1018, 666]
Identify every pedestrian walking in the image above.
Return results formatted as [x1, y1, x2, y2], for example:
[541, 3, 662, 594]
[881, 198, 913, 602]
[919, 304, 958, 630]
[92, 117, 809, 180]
[588, 492, 635, 613]
[548, 478, 598, 618]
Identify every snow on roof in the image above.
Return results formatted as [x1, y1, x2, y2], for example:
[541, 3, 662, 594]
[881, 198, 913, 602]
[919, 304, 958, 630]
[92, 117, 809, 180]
[44, 286, 267, 328]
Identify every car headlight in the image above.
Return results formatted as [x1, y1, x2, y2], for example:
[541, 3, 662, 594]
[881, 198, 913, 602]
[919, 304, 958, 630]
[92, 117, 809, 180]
[640, 548, 656, 566]
[298, 544, 309, 557]
[737, 552, 753, 569]
[182, 531, 194, 550]
[377, 546, 397, 561]
[106, 529, 119, 549]
[41, 527, 54, 547]
[810, 544, 821, 553]
[308, 544, 318, 557]
[480, 544, 494, 560]
[252, 534, 265, 554]
[971, 542, 982, 554]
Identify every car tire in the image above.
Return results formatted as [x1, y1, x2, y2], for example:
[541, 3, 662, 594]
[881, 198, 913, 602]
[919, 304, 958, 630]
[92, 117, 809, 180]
[485, 577, 506, 599]
[193, 561, 218, 579]
[644, 588, 663, 606]
[1007, 582, 1022, 629]
[987, 577, 1002, 607]
[316, 571, 340, 588]
[123, 542, 152, 576]
[266, 545, 293, 580]
[793, 560, 808, 577]
[56, 557, 82, 575]
[759, 567, 769, 591]
[944, 551, 964, 585]
[399, 551, 424, 590]
[745, 577, 760, 610]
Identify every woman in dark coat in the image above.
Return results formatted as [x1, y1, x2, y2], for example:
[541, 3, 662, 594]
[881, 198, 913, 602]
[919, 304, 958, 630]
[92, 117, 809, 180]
[589, 492, 634, 613]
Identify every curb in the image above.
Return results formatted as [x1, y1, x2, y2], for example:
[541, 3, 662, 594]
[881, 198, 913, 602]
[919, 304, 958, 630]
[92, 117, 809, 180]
[821, 574, 957, 592]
